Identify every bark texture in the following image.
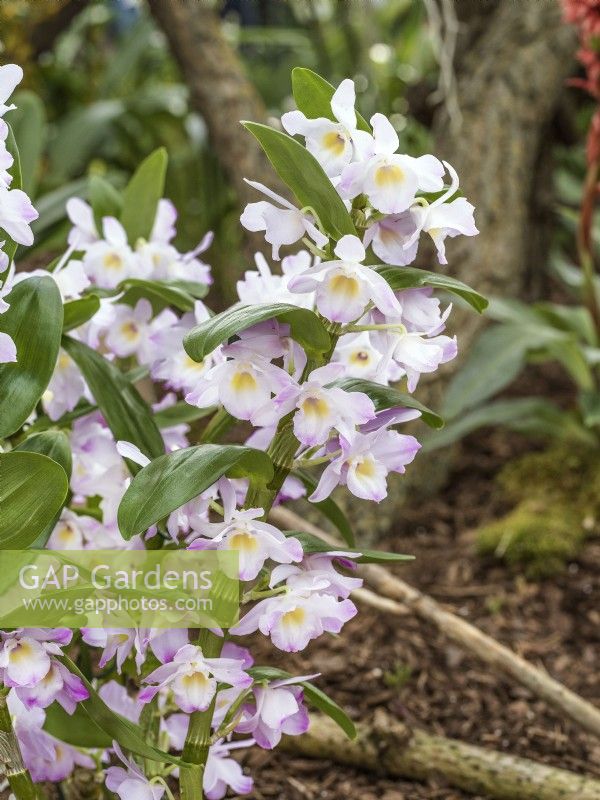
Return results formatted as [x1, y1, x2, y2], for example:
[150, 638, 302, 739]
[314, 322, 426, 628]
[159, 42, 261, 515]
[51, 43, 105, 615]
[147, 0, 286, 211]
[282, 712, 600, 800]
[434, 0, 577, 333]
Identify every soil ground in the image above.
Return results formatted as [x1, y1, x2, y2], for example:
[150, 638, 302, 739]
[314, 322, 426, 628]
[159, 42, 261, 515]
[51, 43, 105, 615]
[243, 426, 600, 800]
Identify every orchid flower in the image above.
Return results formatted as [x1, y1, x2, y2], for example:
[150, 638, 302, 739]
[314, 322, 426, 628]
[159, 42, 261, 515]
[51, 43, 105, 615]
[253, 362, 375, 447]
[339, 113, 444, 214]
[288, 234, 402, 322]
[310, 428, 421, 503]
[139, 643, 252, 712]
[188, 481, 303, 580]
[231, 588, 357, 652]
[241, 179, 328, 259]
[105, 742, 164, 800]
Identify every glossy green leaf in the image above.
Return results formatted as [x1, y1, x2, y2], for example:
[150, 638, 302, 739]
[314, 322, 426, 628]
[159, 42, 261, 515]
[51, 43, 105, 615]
[292, 67, 371, 132]
[0, 276, 63, 437]
[62, 336, 164, 461]
[0, 452, 68, 548]
[243, 121, 355, 240]
[294, 469, 354, 546]
[58, 656, 181, 764]
[62, 295, 101, 332]
[15, 430, 72, 477]
[120, 147, 168, 245]
[153, 402, 216, 428]
[118, 445, 274, 539]
[249, 666, 356, 739]
[334, 378, 443, 429]
[376, 265, 488, 313]
[119, 278, 196, 313]
[89, 174, 123, 231]
[14, 430, 72, 548]
[184, 303, 331, 362]
[286, 530, 413, 564]
[44, 701, 112, 749]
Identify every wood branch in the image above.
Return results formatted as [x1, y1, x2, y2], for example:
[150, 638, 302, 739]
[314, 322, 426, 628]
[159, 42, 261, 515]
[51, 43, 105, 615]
[270, 506, 600, 740]
[282, 712, 600, 800]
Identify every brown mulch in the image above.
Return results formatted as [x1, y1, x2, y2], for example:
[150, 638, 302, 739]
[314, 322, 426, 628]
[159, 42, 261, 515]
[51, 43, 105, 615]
[242, 426, 600, 800]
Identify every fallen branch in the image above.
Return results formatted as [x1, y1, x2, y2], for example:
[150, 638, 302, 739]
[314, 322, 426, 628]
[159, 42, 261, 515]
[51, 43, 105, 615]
[270, 506, 600, 740]
[281, 712, 600, 800]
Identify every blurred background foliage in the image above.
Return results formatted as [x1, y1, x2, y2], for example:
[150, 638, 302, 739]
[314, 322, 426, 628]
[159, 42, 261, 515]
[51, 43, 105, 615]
[0, 0, 437, 285]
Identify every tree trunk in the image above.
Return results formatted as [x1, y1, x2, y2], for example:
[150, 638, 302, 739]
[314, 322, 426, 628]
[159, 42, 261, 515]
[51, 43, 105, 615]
[434, 0, 576, 338]
[146, 0, 287, 228]
[282, 712, 600, 800]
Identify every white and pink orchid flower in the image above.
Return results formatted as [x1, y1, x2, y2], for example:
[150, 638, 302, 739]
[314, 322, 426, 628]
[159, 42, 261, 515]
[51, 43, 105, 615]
[188, 484, 303, 581]
[310, 427, 421, 503]
[231, 588, 357, 652]
[236, 250, 316, 308]
[82, 217, 138, 288]
[241, 179, 328, 259]
[236, 678, 311, 749]
[288, 234, 402, 323]
[186, 354, 292, 422]
[254, 362, 375, 447]
[138, 643, 252, 713]
[105, 742, 164, 800]
[282, 78, 371, 177]
[0, 629, 88, 713]
[339, 113, 444, 214]
[0, 63, 23, 117]
[81, 627, 149, 673]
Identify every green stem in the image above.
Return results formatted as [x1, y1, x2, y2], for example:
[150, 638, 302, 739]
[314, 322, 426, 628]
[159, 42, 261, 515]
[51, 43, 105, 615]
[0, 689, 39, 800]
[179, 631, 222, 800]
[200, 408, 235, 444]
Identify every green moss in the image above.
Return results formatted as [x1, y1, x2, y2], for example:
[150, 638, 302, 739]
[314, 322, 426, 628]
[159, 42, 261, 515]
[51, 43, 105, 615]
[475, 443, 600, 577]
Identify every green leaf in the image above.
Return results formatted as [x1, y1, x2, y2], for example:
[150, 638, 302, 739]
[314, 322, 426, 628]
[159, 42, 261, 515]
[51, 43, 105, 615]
[44, 701, 112, 749]
[8, 90, 46, 197]
[0, 276, 63, 437]
[118, 444, 274, 540]
[120, 147, 168, 245]
[423, 398, 590, 451]
[443, 326, 530, 419]
[184, 302, 331, 362]
[62, 295, 101, 332]
[375, 265, 488, 313]
[57, 656, 181, 764]
[243, 121, 356, 240]
[89, 174, 123, 232]
[0, 452, 68, 548]
[62, 336, 164, 461]
[119, 278, 196, 313]
[0, 123, 23, 263]
[580, 391, 600, 427]
[153, 402, 216, 428]
[248, 666, 356, 739]
[294, 469, 354, 546]
[15, 430, 72, 477]
[291, 67, 371, 132]
[334, 378, 443, 429]
[14, 431, 72, 548]
[286, 530, 413, 564]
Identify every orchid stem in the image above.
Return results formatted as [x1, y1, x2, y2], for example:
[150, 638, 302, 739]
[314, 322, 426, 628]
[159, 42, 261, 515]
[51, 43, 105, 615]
[0, 688, 39, 800]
